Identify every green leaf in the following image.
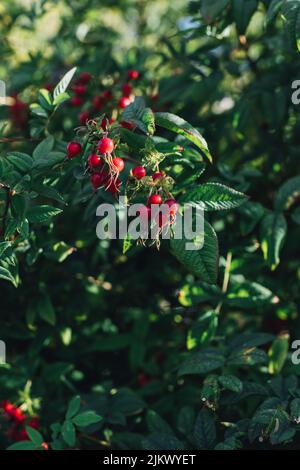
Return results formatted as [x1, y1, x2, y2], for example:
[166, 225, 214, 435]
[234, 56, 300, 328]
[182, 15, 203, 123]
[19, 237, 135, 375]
[6, 152, 33, 173]
[200, 0, 230, 22]
[193, 408, 216, 449]
[170, 219, 219, 284]
[178, 348, 224, 376]
[7, 441, 38, 450]
[180, 183, 247, 211]
[38, 89, 53, 111]
[66, 396, 81, 420]
[38, 295, 56, 325]
[260, 212, 287, 270]
[0, 265, 17, 286]
[33, 135, 54, 160]
[155, 112, 212, 162]
[123, 97, 155, 135]
[72, 411, 102, 427]
[226, 281, 276, 308]
[290, 398, 300, 421]
[53, 67, 77, 103]
[26, 426, 44, 446]
[218, 375, 243, 393]
[147, 410, 173, 435]
[61, 420, 76, 447]
[186, 310, 218, 349]
[228, 348, 268, 367]
[27, 205, 63, 223]
[268, 332, 290, 374]
[53, 92, 70, 107]
[142, 434, 185, 450]
[33, 151, 65, 169]
[275, 176, 300, 211]
[177, 406, 195, 435]
[232, 0, 258, 34]
[30, 103, 48, 118]
[266, 0, 284, 24]
[281, 1, 300, 51]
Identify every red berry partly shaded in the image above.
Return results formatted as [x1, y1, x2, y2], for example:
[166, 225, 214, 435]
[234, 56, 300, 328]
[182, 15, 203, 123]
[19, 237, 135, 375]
[106, 178, 121, 194]
[91, 172, 107, 189]
[41, 442, 49, 451]
[79, 111, 90, 125]
[93, 95, 104, 110]
[148, 194, 162, 205]
[119, 96, 131, 109]
[88, 153, 102, 168]
[70, 96, 82, 107]
[128, 69, 139, 80]
[121, 120, 134, 130]
[122, 83, 132, 97]
[132, 166, 146, 180]
[78, 72, 92, 84]
[73, 85, 86, 95]
[97, 137, 114, 154]
[152, 171, 164, 181]
[67, 141, 82, 159]
[102, 90, 112, 100]
[165, 198, 179, 216]
[112, 157, 125, 172]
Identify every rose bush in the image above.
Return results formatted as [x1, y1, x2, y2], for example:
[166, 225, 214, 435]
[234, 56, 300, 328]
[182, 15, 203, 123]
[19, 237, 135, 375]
[0, 0, 300, 451]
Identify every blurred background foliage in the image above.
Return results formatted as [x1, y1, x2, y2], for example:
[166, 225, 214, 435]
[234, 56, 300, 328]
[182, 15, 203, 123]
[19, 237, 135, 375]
[1, 0, 300, 450]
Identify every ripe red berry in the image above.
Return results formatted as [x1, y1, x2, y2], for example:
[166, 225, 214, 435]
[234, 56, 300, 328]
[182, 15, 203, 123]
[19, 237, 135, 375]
[70, 96, 82, 107]
[137, 373, 153, 387]
[132, 166, 146, 179]
[78, 72, 92, 84]
[88, 153, 102, 168]
[148, 194, 162, 205]
[127, 69, 139, 80]
[73, 85, 86, 95]
[102, 90, 112, 100]
[79, 111, 90, 125]
[12, 407, 26, 423]
[91, 172, 107, 190]
[67, 141, 82, 159]
[28, 417, 40, 429]
[118, 96, 131, 109]
[93, 95, 104, 110]
[112, 157, 125, 172]
[121, 120, 134, 130]
[152, 171, 164, 181]
[122, 83, 133, 97]
[41, 442, 49, 451]
[106, 178, 121, 194]
[97, 137, 114, 154]
[165, 198, 179, 216]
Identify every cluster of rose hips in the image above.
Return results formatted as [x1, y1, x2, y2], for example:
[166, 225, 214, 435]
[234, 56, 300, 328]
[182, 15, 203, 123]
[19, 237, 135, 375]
[66, 137, 178, 230]
[71, 69, 139, 127]
[1, 400, 48, 449]
[66, 136, 124, 195]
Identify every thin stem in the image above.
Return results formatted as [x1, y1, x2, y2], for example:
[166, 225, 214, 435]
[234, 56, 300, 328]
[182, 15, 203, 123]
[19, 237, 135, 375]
[216, 251, 232, 314]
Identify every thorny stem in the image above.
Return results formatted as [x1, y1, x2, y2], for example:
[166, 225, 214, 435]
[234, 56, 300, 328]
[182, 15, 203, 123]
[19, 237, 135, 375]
[215, 251, 232, 314]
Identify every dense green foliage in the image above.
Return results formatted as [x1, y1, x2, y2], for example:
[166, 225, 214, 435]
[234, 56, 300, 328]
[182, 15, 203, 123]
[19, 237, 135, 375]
[1, 0, 300, 451]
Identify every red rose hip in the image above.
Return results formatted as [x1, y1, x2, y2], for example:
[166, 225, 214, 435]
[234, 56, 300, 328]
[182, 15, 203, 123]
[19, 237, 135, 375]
[165, 198, 179, 216]
[132, 166, 146, 180]
[88, 153, 102, 168]
[67, 141, 82, 159]
[148, 194, 162, 205]
[119, 96, 131, 109]
[127, 69, 139, 80]
[97, 137, 114, 154]
[112, 157, 125, 172]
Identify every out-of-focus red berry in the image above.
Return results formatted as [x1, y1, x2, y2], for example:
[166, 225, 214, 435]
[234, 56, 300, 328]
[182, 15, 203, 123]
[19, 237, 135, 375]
[122, 83, 133, 97]
[127, 69, 139, 80]
[118, 96, 131, 109]
[70, 96, 83, 107]
[79, 111, 90, 125]
[93, 95, 104, 110]
[121, 120, 134, 130]
[73, 85, 86, 95]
